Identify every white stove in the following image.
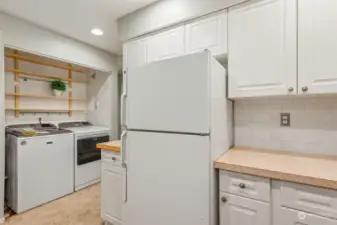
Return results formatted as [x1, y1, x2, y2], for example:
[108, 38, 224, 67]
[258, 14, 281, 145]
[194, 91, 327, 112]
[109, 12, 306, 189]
[59, 122, 110, 191]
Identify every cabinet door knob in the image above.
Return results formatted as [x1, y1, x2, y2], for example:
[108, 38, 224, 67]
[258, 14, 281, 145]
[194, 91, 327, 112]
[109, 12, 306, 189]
[111, 157, 116, 161]
[302, 86, 308, 92]
[221, 196, 227, 203]
[288, 87, 294, 92]
[239, 183, 246, 189]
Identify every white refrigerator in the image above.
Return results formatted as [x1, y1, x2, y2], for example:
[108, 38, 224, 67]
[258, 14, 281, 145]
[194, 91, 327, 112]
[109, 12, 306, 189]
[121, 51, 233, 225]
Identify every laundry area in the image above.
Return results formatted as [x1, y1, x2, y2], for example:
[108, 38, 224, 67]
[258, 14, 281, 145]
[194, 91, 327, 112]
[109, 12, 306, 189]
[2, 46, 119, 223]
[0, 4, 121, 222]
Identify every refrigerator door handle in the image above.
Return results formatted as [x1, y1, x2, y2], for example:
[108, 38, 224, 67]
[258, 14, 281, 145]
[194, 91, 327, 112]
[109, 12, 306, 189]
[123, 164, 128, 202]
[121, 68, 128, 129]
[121, 130, 128, 202]
[121, 93, 127, 128]
[121, 130, 127, 163]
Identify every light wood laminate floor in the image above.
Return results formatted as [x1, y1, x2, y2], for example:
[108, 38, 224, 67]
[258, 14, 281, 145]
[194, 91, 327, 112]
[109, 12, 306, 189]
[5, 184, 102, 225]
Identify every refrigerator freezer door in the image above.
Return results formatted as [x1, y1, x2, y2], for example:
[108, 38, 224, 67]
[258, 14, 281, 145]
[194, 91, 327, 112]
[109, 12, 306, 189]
[124, 131, 210, 225]
[127, 52, 210, 134]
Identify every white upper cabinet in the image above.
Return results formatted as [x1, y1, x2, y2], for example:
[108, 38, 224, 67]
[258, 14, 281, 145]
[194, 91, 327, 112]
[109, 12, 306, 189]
[147, 26, 185, 63]
[123, 12, 228, 69]
[228, 0, 297, 98]
[123, 38, 148, 70]
[185, 11, 228, 56]
[298, 0, 337, 94]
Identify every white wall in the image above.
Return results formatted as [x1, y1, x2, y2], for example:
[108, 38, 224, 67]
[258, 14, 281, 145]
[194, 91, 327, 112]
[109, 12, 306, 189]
[4, 52, 88, 125]
[0, 29, 5, 221]
[118, 0, 247, 40]
[0, 12, 115, 72]
[87, 71, 119, 140]
[234, 97, 337, 155]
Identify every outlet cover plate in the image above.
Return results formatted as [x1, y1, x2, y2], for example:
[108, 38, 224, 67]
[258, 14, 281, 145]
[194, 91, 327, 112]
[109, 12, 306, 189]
[280, 113, 290, 126]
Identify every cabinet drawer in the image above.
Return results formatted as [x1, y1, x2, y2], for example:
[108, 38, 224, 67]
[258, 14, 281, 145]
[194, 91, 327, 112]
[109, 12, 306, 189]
[280, 182, 337, 220]
[104, 221, 122, 225]
[281, 207, 337, 225]
[102, 150, 122, 165]
[220, 171, 271, 202]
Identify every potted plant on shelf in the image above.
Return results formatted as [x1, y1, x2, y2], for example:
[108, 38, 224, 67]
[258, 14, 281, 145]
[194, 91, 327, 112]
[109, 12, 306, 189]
[51, 80, 66, 97]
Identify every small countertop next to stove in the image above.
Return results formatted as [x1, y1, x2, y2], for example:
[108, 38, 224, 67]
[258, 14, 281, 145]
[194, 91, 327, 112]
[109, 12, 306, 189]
[215, 147, 337, 190]
[97, 140, 120, 152]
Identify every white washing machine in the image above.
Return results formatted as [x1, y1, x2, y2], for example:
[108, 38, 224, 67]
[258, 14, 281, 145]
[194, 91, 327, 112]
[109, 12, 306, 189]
[6, 124, 74, 213]
[59, 122, 111, 191]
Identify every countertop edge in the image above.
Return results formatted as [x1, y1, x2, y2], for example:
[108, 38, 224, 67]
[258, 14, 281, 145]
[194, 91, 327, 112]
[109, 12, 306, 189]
[96, 141, 120, 152]
[215, 162, 337, 190]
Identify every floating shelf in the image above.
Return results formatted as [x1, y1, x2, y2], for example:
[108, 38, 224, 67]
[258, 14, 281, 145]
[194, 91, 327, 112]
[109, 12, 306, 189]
[5, 69, 87, 84]
[6, 93, 87, 101]
[5, 108, 86, 112]
[5, 52, 87, 73]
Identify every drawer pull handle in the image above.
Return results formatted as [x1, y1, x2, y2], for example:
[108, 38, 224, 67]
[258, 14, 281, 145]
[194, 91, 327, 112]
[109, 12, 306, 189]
[221, 196, 227, 203]
[239, 183, 246, 189]
[111, 157, 116, 161]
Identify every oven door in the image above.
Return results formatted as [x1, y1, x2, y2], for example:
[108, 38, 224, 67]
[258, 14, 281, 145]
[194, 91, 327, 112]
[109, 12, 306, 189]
[77, 133, 110, 165]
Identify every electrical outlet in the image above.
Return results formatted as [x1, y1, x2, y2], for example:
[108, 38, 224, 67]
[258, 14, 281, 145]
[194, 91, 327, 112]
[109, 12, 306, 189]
[280, 113, 290, 126]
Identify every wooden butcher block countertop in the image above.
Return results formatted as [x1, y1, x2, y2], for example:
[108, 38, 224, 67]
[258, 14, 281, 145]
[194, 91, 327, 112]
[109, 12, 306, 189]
[97, 140, 120, 152]
[215, 147, 337, 190]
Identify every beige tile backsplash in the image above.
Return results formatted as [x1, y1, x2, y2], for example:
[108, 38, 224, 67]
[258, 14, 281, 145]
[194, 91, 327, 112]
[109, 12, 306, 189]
[234, 96, 337, 155]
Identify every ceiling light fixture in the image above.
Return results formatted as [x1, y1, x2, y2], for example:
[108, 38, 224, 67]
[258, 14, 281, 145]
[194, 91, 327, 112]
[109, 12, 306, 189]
[91, 28, 104, 36]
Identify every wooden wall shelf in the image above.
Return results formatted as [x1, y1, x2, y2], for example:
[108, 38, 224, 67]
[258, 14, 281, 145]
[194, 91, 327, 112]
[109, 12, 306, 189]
[6, 93, 87, 101]
[5, 69, 87, 84]
[5, 52, 87, 73]
[5, 49, 88, 117]
[5, 108, 86, 112]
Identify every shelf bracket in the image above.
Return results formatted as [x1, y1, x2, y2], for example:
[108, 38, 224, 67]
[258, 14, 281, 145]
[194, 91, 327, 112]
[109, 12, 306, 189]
[68, 63, 73, 117]
[14, 50, 20, 118]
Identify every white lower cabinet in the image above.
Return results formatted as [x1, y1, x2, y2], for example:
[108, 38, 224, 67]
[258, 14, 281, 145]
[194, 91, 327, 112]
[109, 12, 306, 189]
[220, 171, 337, 225]
[220, 193, 270, 225]
[101, 152, 124, 225]
[282, 207, 337, 225]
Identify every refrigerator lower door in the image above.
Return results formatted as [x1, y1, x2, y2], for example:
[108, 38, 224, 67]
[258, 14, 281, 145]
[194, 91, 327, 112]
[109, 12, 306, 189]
[126, 52, 211, 134]
[124, 131, 210, 225]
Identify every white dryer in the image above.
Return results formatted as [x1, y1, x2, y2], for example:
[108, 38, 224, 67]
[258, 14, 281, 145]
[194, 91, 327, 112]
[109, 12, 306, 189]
[59, 122, 111, 191]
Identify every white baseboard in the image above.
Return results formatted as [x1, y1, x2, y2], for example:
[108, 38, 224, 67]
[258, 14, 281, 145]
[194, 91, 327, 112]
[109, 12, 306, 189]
[0, 216, 5, 224]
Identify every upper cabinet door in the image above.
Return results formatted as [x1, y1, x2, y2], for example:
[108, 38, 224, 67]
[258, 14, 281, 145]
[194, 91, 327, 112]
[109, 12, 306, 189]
[298, 0, 337, 94]
[147, 26, 185, 63]
[228, 0, 297, 98]
[185, 11, 228, 56]
[123, 38, 148, 70]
